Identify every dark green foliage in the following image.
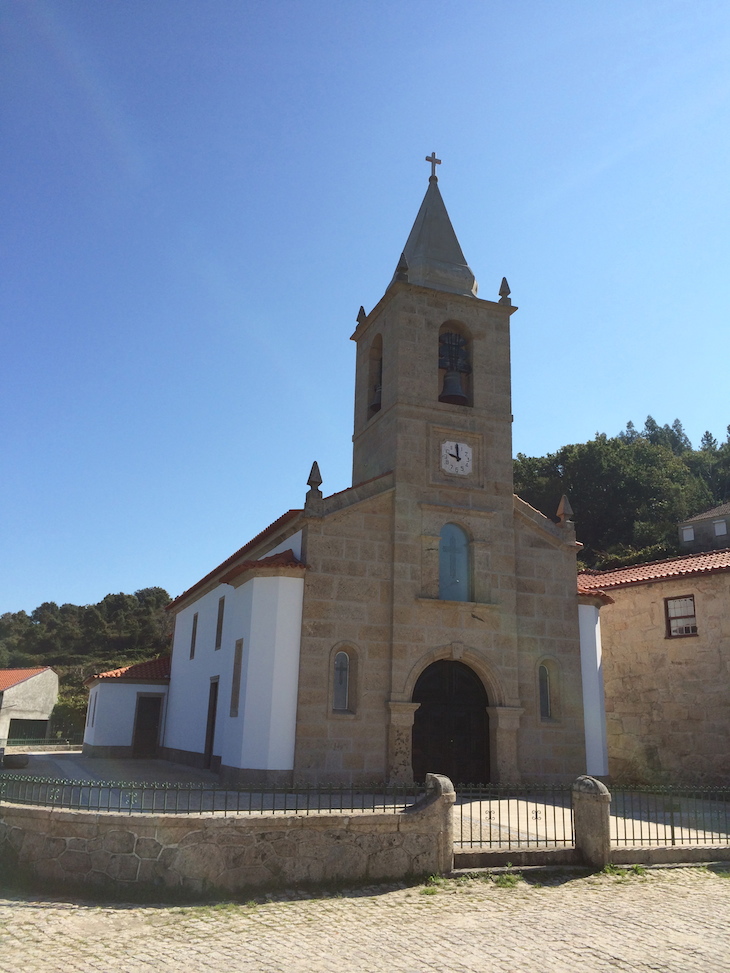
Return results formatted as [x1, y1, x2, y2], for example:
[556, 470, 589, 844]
[0, 588, 172, 733]
[515, 418, 729, 569]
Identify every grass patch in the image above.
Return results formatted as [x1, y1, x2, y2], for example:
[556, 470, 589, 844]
[492, 872, 521, 888]
[601, 863, 646, 879]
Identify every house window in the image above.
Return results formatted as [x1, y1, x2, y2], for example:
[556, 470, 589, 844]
[439, 523, 470, 601]
[714, 520, 727, 537]
[215, 597, 225, 650]
[665, 596, 698, 637]
[538, 665, 551, 720]
[681, 526, 694, 542]
[190, 612, 198, 659]
[230, 639, 243, 717]
[333, 651, 350, 711]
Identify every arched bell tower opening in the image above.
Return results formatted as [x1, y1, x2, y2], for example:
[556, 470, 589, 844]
[411, 660, 489, 784]
[367, 333, 383, 419]
[438, 322, 472, 406]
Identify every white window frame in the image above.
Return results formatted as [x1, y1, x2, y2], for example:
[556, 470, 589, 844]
[665, 595, 698, 638]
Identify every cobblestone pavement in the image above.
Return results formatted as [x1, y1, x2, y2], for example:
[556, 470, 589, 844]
[1, 866, 729, 972]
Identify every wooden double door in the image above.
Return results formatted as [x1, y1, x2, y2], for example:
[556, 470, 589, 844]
[411, 660, 490, 785]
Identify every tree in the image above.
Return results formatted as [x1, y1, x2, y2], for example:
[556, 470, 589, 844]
[1, 589, 172, 730]
[514, 420, 717, 568]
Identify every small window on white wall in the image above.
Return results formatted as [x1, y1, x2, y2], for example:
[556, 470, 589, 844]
[215, 597, 225, 650]
[230, 639, 243, 717]
[333, 651, 350, 711]
[189, 613, 198, 659]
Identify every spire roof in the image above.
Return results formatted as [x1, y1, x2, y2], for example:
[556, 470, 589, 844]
[390, 169, 478, 298]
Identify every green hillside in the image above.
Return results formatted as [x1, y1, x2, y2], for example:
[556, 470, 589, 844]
[0, 587, 172, 734]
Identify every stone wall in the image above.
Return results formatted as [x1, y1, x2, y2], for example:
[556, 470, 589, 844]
[600, 573, 730, 782]
[0, 775, 455, 894]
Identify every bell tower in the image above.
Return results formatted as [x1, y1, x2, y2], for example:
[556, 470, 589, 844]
[351, 157, 517, 505]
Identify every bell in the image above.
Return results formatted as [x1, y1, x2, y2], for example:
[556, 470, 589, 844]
[439, 370, 468, 405]
[368, 382, 382, 413]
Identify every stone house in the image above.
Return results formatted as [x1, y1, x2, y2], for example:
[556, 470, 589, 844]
[83, 164, 608, 785]
[0, 667, 58, 744]
[579, 549, 730, 782]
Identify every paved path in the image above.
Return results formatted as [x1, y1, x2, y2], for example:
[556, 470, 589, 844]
[4, 752, 221, 784]
[1, 866, 729, 972]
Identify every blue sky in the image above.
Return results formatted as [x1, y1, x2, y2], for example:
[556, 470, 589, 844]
[3, 0, 730, 614]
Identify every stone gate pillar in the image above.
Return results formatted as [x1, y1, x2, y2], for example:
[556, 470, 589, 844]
[387, 702, 420, 783]
[486, 706, 524, 783]
[572, 774, 612, 868]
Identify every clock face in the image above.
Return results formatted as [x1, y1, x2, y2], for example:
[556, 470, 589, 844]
[441, 441, 473, 476]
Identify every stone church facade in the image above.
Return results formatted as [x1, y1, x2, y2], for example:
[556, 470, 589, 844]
[84, 165, 606, 785]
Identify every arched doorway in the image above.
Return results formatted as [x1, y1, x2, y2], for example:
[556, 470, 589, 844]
[412, 660, 489, 784]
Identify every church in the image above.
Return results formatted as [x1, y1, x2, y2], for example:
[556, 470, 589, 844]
[83, 158, 609, 785]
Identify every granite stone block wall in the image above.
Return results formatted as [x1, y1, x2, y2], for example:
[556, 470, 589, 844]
[0, 776, 455, 893]
[599, 574, 730, 782]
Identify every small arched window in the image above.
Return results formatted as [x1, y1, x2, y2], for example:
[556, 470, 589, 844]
[538, 664, 551, 720]
[333, 651, 350, 711]
[439, 523, 470, 601]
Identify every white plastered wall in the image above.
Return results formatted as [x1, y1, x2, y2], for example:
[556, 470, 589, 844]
[83, 683, 168, 748]
[263, 530, 302, 560]
[225, 575, 305, 770]
[163, 572, 304, 771]
[578, 602, 609, 776]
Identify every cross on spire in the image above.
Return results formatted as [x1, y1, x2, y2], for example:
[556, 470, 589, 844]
[425, 152, 441, 179]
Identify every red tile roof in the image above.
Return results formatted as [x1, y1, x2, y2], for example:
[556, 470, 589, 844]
[84, 656, 171, 686]
[578, 548, 730, 590]
[166, 509, 303, 611]
[0, 667, 52, 691]
[219, 549, 305, 585]
[683, 501, 730, 523]
[576, 584, 614, 604]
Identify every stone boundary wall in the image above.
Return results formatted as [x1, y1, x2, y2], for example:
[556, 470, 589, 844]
[0, 774, 455, 894]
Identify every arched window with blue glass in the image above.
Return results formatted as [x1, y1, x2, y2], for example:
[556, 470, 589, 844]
[439, 523, 471, 601]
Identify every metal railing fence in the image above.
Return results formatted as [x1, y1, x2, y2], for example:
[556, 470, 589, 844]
[0, 775, 425, 816]
[454, 783, 574, 849]
[611, 785, 730, 846]
[2, 734, 84, 749]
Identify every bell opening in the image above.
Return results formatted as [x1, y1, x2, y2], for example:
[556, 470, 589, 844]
[438, 330, 471, 407]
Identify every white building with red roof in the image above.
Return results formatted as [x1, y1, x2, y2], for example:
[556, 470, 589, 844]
[579, 548, 730, 781]
[83, 164, 610, 785]
[0, 667, 58, 745]
[83, 658, 171, 758]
